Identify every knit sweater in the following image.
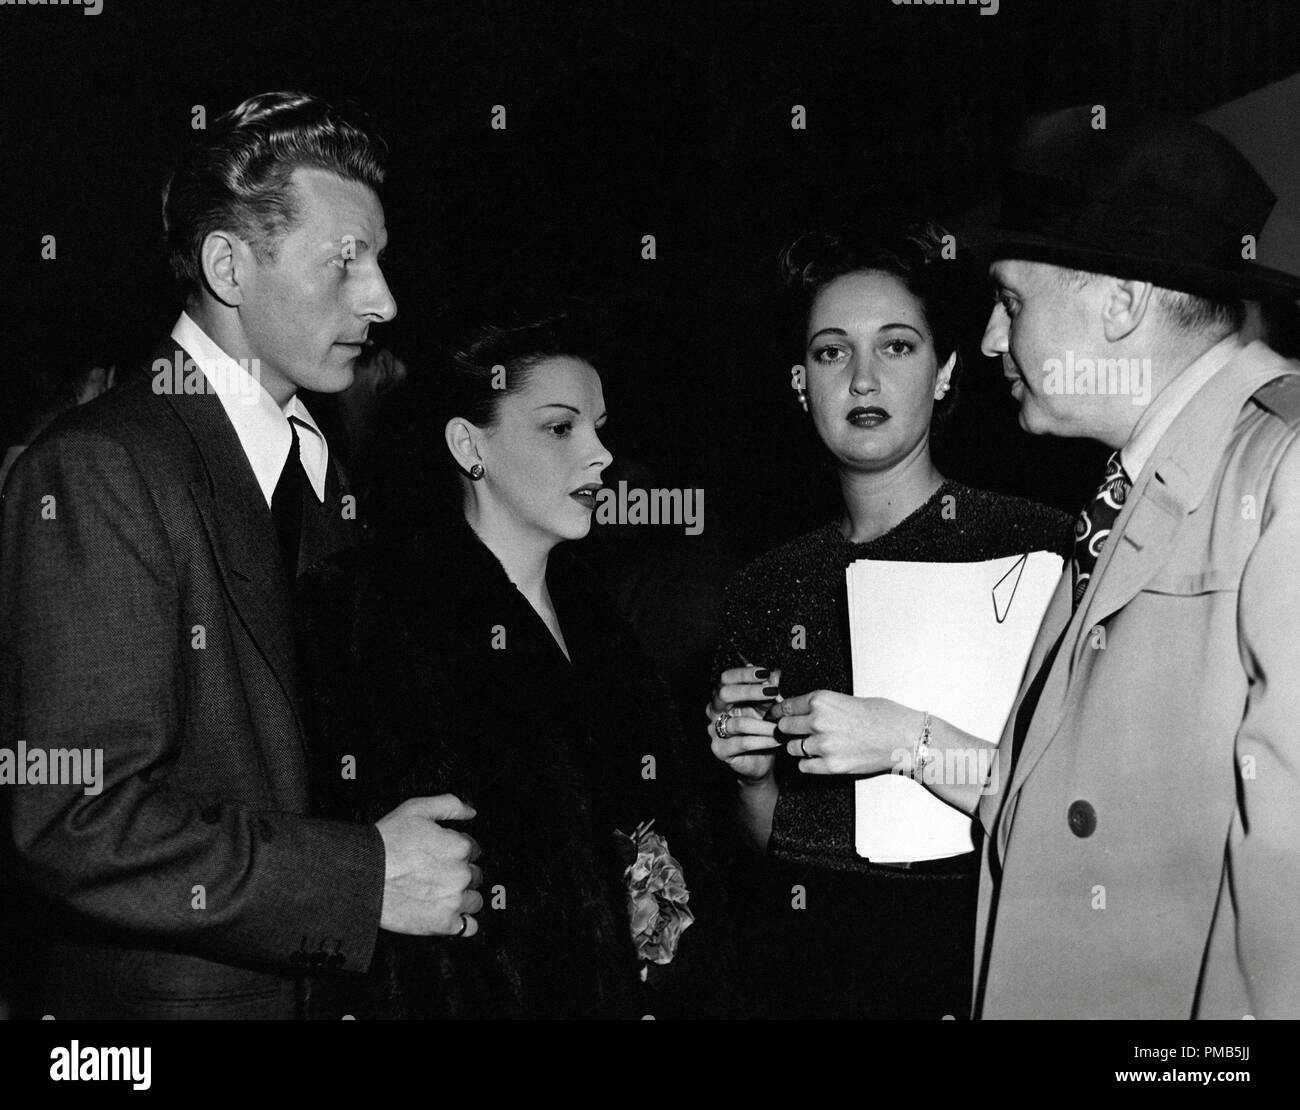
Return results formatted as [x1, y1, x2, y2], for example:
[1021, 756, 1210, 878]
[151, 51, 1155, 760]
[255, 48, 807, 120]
[715, 481, 1073, 872]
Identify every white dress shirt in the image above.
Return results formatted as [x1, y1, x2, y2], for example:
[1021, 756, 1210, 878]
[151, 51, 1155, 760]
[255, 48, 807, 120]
[171, 312, 329, 508]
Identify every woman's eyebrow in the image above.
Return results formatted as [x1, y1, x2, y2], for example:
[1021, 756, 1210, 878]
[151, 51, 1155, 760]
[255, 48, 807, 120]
[877, 322, 923, 336]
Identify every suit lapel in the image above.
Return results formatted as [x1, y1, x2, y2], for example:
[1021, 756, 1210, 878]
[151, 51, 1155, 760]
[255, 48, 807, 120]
[999, 343, 1299, 815]
[159, 346, 304, 741]
[1081, 343, 1299, 637]
[981, 564, 1071, 837]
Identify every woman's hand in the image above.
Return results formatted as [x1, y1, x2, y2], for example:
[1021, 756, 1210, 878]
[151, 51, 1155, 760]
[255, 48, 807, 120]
[706, 666, 782, 784]
[770, 691, 921, 776]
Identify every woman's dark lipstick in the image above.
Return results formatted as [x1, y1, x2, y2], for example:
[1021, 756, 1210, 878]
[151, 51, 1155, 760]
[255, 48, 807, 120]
[570, 483, 602, 509]
[847, 406, 890, 428]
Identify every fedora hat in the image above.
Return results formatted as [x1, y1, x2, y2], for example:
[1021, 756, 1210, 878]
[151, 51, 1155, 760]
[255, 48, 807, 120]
[982, 102, 1300, 300]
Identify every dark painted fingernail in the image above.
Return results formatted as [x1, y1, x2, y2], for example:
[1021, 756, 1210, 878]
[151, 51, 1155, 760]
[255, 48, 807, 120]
[753, 668, 770, 680]
[762, 685, 779, 697]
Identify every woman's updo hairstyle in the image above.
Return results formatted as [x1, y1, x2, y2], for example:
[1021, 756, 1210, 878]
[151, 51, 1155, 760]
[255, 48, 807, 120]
[779, 216, 979, 428]
[426, 301, 603, 498]
[436, 313, 584, 430]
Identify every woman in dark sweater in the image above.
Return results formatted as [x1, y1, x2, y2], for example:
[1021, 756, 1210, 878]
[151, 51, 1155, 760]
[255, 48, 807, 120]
[707, 220, 1072, 1019]
[317, 312, 721, 1019]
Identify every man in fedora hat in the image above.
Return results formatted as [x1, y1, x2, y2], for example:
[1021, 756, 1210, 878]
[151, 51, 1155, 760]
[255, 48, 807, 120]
[974, 102, 1300, 1018]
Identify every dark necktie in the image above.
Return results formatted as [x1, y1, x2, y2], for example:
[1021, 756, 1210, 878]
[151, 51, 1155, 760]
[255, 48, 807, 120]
[1011, 451, 1132, 769]
[271, 417, 307, 583]
[1072, 450, 1131, 609]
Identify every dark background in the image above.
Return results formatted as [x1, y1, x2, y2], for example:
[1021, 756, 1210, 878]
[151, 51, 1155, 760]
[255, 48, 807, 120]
[2, 0, 1298, 555]
[3, 0, 1300, 1035]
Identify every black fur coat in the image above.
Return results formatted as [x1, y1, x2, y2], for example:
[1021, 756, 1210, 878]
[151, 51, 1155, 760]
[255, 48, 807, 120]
[303, 508, 729, 1019]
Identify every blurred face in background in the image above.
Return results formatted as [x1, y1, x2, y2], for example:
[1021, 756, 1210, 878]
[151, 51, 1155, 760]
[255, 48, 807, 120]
[802, 269, 953, 475]
[74, 363, 116, 405]
[337, 344, 408, 453]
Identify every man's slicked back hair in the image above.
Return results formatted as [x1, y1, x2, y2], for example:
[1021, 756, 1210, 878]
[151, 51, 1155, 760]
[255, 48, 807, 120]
[162, 91, 387, 301]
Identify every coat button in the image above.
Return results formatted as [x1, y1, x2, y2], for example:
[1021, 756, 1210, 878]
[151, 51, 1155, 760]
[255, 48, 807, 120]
[1067, 800, 1097, 838]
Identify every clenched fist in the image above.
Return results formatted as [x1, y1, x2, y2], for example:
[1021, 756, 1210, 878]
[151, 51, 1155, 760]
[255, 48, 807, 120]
[376, 795, 484, 937]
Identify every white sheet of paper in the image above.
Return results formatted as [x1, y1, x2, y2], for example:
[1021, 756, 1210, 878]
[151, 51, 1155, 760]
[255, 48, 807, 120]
[847, 551, 1063, 862]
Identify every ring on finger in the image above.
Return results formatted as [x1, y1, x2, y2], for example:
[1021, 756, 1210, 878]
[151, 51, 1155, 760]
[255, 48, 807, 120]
[456, 914, 470, 937]
[799, 737, 809, 759]
[713, 711, 733, 740]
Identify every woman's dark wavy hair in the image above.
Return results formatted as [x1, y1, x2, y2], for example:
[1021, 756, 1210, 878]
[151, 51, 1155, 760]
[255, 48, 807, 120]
[162, 91, 387, 301]
[381, 303, 603, 516]
[434, 311, 598, 432]
[779, 216, 980, 428]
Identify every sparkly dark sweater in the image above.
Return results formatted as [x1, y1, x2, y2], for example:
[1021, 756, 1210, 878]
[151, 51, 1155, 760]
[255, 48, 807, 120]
[716, 481, 1073, 873]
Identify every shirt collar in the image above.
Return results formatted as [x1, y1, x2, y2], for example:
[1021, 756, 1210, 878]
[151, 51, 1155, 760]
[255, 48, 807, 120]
[1121, 334, 1242, 482]
[170, 312, 329, 507]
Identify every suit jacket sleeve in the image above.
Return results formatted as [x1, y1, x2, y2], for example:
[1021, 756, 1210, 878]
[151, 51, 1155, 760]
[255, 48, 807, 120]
[1218, 430, 1300, 1017]
[1, 426, 385, 974]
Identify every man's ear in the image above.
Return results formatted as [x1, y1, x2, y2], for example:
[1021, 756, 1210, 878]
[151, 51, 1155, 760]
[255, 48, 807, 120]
[444, 417, 483, 475]
[199, 230, 249, 307]
[1100, 277, 1154, 342]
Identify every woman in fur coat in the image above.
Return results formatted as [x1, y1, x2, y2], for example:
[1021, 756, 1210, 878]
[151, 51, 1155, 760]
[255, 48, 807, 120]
[307, 310, 728, 1020]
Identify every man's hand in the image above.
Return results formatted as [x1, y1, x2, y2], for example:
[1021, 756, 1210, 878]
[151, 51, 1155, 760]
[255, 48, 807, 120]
[375, 795, 483, 937]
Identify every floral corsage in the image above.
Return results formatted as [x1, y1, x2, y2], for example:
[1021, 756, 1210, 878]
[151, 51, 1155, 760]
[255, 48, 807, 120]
[615, 819, 694, 981]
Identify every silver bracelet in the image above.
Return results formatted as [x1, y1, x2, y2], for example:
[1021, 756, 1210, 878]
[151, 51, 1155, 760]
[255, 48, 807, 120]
[910, 711, 933, 782]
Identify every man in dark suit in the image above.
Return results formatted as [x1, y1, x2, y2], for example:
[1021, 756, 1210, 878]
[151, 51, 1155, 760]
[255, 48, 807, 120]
[0, 91, 482, 1018]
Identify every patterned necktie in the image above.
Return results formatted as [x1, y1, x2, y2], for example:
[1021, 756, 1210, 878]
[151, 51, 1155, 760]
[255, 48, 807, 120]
[1072, 450, 1131, 609]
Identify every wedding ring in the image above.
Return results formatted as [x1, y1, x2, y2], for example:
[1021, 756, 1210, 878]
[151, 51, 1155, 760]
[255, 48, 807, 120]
[455, 914, 470, 937]
[713, 711, 732, 740]
[799, 737, 809, 759]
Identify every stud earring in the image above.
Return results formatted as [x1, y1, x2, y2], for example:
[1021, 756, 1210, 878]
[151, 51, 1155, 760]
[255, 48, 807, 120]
[469, 463, 485, 481]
